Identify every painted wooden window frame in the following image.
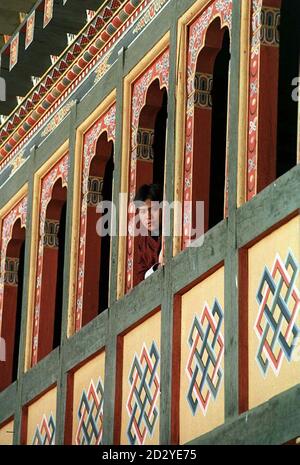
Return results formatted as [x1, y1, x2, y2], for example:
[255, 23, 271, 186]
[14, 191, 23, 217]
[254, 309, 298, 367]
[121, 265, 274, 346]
[117, 33, 170, 299]
[25, 142, 69, 371]
[67, 91, 116, 337]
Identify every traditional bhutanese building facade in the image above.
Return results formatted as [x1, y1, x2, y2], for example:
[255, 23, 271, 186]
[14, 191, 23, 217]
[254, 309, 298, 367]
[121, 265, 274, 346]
[0, 0, 299, 445]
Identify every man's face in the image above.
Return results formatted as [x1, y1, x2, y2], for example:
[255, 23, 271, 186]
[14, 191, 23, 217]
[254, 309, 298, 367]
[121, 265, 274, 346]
[138, 199, 161, 234]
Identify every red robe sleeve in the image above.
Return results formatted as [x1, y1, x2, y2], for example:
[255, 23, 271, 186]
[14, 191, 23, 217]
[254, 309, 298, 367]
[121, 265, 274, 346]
[135, 236, 149, 285]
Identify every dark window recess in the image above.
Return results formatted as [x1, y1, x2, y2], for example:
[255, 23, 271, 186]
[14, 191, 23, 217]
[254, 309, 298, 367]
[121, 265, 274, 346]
[209, 29, 230, 230]
[276, 0, 299, 178]
[53, 201, 67, 349]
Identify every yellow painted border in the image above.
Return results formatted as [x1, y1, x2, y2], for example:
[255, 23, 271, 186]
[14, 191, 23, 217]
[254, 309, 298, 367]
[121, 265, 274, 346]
[173, 15, 187, 256]
[116, 32, 170, 300]
[237, 0, 251, 207]
[67, 90, 116, 337]
[24, 141, 69, 372]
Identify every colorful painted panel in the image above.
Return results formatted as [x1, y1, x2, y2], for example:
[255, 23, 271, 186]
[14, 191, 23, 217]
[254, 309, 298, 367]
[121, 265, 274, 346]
[43, 0, 54, 28]
[248, 216, 300, 409]
[179, 267, 225, 443]
[9, 34, 19, 71]
[0, 420, 14, 445]
[25, 11, 35, 49]
[72, 352, 105, 445]
[120, 311, 161, 445]
[26, 387, 57, 445]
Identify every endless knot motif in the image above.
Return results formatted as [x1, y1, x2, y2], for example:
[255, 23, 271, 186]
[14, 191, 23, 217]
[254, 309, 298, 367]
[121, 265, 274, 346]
[32, 414, 55, 445]
[76, 378, 104, 445]
[255, 252, 300, 375]
[186, 299, 224, 415]
[127, 342, 160, 445]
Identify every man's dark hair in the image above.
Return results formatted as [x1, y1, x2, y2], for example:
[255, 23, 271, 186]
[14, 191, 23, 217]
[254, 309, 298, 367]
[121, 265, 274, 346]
[134, 184, 163, 204]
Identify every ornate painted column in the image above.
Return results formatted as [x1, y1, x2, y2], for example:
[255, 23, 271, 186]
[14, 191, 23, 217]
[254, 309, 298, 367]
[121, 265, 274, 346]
[247, 0, 281, 199]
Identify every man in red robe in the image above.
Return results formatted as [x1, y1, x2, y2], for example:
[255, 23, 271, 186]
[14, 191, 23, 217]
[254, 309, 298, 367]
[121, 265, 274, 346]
[133, 184, 164, 285]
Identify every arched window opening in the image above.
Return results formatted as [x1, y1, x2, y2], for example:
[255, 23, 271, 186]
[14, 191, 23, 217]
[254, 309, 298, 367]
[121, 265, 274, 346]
[53, 200, 67, 349]
[132, 79, 168, 287]
[13, 240, 25, 381]
[37, 178, 67, 362]
[209, 28, 230, 229]
[82, 132, 114, 327]
[136, 79, 168, 190]
[153, 88, 168, 187]
[191, 19, 230, 235]
[0, 219, 25, 391]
